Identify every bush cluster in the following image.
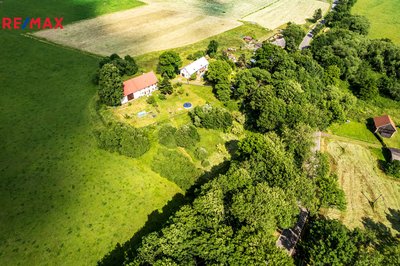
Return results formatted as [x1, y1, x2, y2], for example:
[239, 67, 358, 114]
[158, 124, 200, 149]
[96, 123, 150, 158]
[190, 104, 233, 130]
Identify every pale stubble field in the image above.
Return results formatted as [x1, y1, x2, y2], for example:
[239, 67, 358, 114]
[34, 0, 330, 56]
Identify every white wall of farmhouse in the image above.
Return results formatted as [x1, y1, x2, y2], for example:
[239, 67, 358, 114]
[121, 84, 158, 104]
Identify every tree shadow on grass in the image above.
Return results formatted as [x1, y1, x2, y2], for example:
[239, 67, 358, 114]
[97, 160, 230, 266]
[386, 208, 400, 235]
[361, 217, 399, 248]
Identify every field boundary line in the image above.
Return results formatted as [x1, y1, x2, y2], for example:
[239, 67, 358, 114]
[241, 0, 280, 19]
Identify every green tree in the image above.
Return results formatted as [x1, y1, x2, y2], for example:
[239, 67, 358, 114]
[157, 51, 182, 78]
[159, 76, 173, 95]
[340, 15, 370, 35]
[282, 23, 305, 52]
[206, 40, 219, 57]
[214, 82, 231, 102]
[312, 8, 323, 22]
[386, 160, 400, 178]
[98, 63, 124, 106]
[205, 60, 232, 84]
[282, 123, 314, 167]
[124, 55, 139, 76]
[231, 183, 298, 231]
[158, 124, 177, 148]
[300, 218, 357, 265]
[175, 125, 200, 148]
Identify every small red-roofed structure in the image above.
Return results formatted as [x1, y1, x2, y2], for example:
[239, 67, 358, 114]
[373, 115, 397, 138]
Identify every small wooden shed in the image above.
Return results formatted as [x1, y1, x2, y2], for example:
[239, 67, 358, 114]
[373, 115, 397, 138]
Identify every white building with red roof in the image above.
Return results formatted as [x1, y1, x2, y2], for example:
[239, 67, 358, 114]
[121, 71, 158, 104]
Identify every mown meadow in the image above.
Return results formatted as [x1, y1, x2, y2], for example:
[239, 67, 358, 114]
[352, 0, 400, 44]
[0, 1, 186, 265]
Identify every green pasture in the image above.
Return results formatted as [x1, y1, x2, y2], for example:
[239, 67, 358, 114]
[0, 1, 188, 265]
[352, 0, 400, 44]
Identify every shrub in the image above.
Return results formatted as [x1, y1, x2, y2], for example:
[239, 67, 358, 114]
[194, 147, 208, 160]
[158, 124, 177, 148]
[96, 123, 150, 158]
[147, 96, 156, 105]
[386, 161, 400, 178]
[201, 160, 211, 167]
[190, 73, 197, 80]
[151, 148, 202, 190]
[175, 125, 200, 149]
[190, 104, 233, 130]
[158, 94, 167, 100]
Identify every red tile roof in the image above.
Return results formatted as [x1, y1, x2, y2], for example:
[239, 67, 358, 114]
[374, 115, 396, 129]
[123, 71, 158, 96]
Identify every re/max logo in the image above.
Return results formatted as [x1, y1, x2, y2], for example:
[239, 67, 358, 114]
[1, 17, 64, 30]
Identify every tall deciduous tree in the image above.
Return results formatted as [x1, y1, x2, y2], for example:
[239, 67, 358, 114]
[157, 51, 182, 78]
[98, 63, 124, 106]
[206, 40, 219, 57]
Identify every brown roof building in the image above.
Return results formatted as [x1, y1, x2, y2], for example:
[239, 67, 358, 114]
[373, 115, 397, 138]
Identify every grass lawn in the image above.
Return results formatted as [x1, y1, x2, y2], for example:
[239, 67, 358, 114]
[328, 121, 380, 145]
[323, 140, 400, 233]
[110, 84, 222, 128]
[352, 0, 400, 44]
[0, 1, 185, 265]
[383, 133, 400, 150]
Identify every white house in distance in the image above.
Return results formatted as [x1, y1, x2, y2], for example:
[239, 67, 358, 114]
[121, 71, 158, 104]
[180, 57, 209, 79]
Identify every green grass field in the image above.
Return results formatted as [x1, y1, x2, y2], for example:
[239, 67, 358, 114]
[0, 1, 187, 265]
[328, 121, 380, 145]
[324, 140, 400, 233]
[352, 0, 400, 44]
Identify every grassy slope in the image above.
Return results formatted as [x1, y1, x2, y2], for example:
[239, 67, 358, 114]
[0, 1, 182, 265]
[352, 0, 400, 44]
[323, 140, 400, 233]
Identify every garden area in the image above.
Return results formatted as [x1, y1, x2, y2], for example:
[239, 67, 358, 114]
[109, 84, 223, 128]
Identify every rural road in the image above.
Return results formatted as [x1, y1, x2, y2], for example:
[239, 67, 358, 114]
[299, 0, 339, 50]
